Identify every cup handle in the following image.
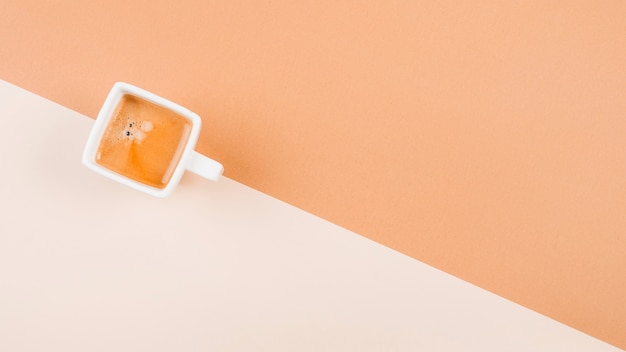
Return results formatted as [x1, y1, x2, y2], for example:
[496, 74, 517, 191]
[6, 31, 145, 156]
[186, 151, 223, 181]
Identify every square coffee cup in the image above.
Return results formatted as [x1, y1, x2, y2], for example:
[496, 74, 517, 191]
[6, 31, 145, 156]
[83, 82, 223, 197]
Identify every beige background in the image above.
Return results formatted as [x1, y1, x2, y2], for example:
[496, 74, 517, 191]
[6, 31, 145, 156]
[0, 79, 622, 352]
[1, 1, 625, 348]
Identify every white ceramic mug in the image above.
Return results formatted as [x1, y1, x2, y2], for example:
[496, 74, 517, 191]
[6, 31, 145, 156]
[83, 82, 223, 197]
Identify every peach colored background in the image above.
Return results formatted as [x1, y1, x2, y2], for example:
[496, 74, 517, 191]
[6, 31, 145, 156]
[1, 1, 625, 349]
[2, 80, 621, 351]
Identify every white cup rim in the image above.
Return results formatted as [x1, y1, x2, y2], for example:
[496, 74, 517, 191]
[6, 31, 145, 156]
[82, 82, 216, 197]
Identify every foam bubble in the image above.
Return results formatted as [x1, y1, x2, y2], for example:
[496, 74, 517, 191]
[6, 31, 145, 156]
[134, 130, 146, 142]
[140, 121, 154, 132]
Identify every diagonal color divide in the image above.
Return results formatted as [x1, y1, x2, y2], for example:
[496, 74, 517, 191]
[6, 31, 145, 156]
[0, 80, 622, 351]
[1, 1, 625, 348]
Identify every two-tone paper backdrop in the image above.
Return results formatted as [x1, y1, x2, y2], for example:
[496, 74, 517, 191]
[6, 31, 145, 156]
[2, 1, 625, 349]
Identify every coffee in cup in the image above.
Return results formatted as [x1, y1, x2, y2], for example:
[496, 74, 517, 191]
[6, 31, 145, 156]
[83, 82, 223, 197]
